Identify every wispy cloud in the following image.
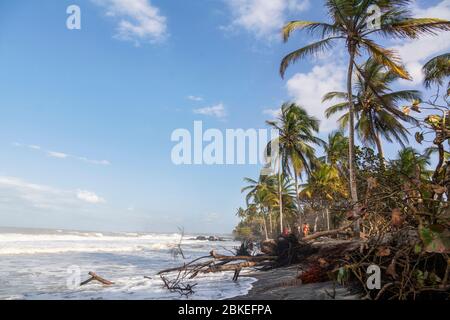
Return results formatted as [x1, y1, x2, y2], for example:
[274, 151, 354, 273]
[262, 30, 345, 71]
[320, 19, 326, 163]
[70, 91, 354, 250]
[262, 108, 281, 118]
[12, 143, 111, 166]
[47, 151, 69, 159]
[92, 0, 168, 45]
[193, 103, 227, 119]
[187, 95, 204, 102]
[393, 0, 450, 86]
[76, 190, 106, 204]
[0, 176, 106, 210]
[286, 62, 346, 132]
[222, 0, 310, 40]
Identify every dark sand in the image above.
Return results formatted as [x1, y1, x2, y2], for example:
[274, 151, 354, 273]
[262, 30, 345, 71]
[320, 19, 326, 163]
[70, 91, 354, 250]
[230, 265, 361, 300]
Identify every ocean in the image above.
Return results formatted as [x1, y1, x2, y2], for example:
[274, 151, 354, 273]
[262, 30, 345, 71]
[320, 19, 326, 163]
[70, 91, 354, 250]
[0, 227, 256, 300]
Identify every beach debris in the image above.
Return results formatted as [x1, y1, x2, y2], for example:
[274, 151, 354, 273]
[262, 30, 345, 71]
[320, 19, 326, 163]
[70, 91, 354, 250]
[157, 250, 278, 296]
[160, 272, 198, 297]
[169, 227, 186, 260]
[80, 272, 114, 286]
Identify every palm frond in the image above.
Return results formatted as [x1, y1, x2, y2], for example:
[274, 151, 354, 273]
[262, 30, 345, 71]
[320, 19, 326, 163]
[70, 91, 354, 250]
[385, 18, 450, 39]
[361, 38, 411, 80]
[423, 52, 450, 88]
[282, 21, 339, 42]
[280, 37, 337, 78]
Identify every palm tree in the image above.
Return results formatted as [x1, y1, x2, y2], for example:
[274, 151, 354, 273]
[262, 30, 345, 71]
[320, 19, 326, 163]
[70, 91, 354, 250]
[301, 163, 348, 230]
[423, 53, 450, 90]
[280, 0, 450, 215]
[241, 175, 278, 239]
[324, 58, 421, 162]
[390, 147, 431, 180]
[323, 130, 349, 179]
[267, 103, 322, 234]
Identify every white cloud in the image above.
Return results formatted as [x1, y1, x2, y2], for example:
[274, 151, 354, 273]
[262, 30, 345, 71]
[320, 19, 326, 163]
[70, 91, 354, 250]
[286, 63, 346, 132]
[0, 176, 106, 211]
[223, 0, 310, 39]
[92, 0, 167, 45]
[13, 143, 111, 166]
[393, 0, 450, 86]
[262, 108, 281, 118]
[193, 103, 227, 119]
[78, 157, 111, 166]
[47, 151, 69, 159]
[76, 190, 106, 204]
[187, 95, 204, 102]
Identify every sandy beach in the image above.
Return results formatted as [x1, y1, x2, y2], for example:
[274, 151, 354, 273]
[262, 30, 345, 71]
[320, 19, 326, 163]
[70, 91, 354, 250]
[231, 265, 361, 300]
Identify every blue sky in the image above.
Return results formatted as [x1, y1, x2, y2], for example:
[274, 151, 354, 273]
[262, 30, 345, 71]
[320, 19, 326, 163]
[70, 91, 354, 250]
[0, 0, 448, 234]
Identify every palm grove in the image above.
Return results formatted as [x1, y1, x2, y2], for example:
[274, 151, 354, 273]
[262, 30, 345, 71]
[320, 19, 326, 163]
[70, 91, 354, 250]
[233, 0, 450, 248]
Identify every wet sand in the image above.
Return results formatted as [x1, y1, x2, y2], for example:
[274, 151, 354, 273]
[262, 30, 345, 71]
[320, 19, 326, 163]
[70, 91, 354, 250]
[230, 265, 361, 300]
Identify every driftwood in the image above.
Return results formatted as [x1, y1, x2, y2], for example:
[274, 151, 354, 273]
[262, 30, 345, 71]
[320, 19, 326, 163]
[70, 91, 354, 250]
[157, 230, 364, 297]
[80, 272, 114, 286]
[157, 251, 276, 276]
[210, 250, 277, 261]
[303, 229, 353, 241]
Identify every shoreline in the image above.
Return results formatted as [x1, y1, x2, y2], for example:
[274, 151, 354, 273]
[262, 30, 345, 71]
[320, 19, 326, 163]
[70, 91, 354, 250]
[229, 265, 361, 300]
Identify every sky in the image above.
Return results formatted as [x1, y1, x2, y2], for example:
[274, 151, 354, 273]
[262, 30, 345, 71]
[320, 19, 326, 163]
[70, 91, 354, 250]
[0, 0, 449, 234]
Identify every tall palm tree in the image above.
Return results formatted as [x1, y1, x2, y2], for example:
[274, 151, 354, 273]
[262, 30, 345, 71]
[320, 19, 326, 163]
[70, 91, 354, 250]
[324, 58, 421, 162]
[280, 0, 450, 217]
[267, 103, 322, 234]
[423, 53, 450, 90]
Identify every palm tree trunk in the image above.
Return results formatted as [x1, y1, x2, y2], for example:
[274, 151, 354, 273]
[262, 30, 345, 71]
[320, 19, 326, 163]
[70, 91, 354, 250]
[262, 215, 269, 241]
[294, 171, 303, 237]
[269, 209, 273, 238]
[374, 131, 385, 166]
[278, 159, 283, 235]
[347, 45, 360, 236]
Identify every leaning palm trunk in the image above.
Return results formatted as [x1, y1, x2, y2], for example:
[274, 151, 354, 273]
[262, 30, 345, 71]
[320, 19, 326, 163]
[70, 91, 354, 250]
[374, 131, 386, 167]
[347, 45, 360, 236]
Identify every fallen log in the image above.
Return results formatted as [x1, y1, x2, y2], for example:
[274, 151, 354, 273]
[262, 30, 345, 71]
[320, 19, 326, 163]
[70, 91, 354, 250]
[210, 250, 277, 261]
[80, 272, 114, 286]
[302, 222, 355, 242]
[204, 261, 259, 273]
[158, 251, 277, 276]
[303, 229, 353, 241]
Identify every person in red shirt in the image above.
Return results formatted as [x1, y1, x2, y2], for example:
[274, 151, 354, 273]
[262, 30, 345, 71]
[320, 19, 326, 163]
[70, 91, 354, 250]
[302, 223, 310, 237]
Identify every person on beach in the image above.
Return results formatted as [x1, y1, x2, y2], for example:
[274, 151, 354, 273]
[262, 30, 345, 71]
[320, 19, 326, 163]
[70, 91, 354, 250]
[302, 223, 310, 237]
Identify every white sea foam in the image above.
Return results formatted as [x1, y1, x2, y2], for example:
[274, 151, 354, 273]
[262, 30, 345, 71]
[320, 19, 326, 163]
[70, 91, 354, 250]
[0, 228, 249, 300]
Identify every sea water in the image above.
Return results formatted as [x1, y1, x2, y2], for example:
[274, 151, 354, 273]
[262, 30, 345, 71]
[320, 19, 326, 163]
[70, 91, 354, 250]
[0, 227, 256, 300]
